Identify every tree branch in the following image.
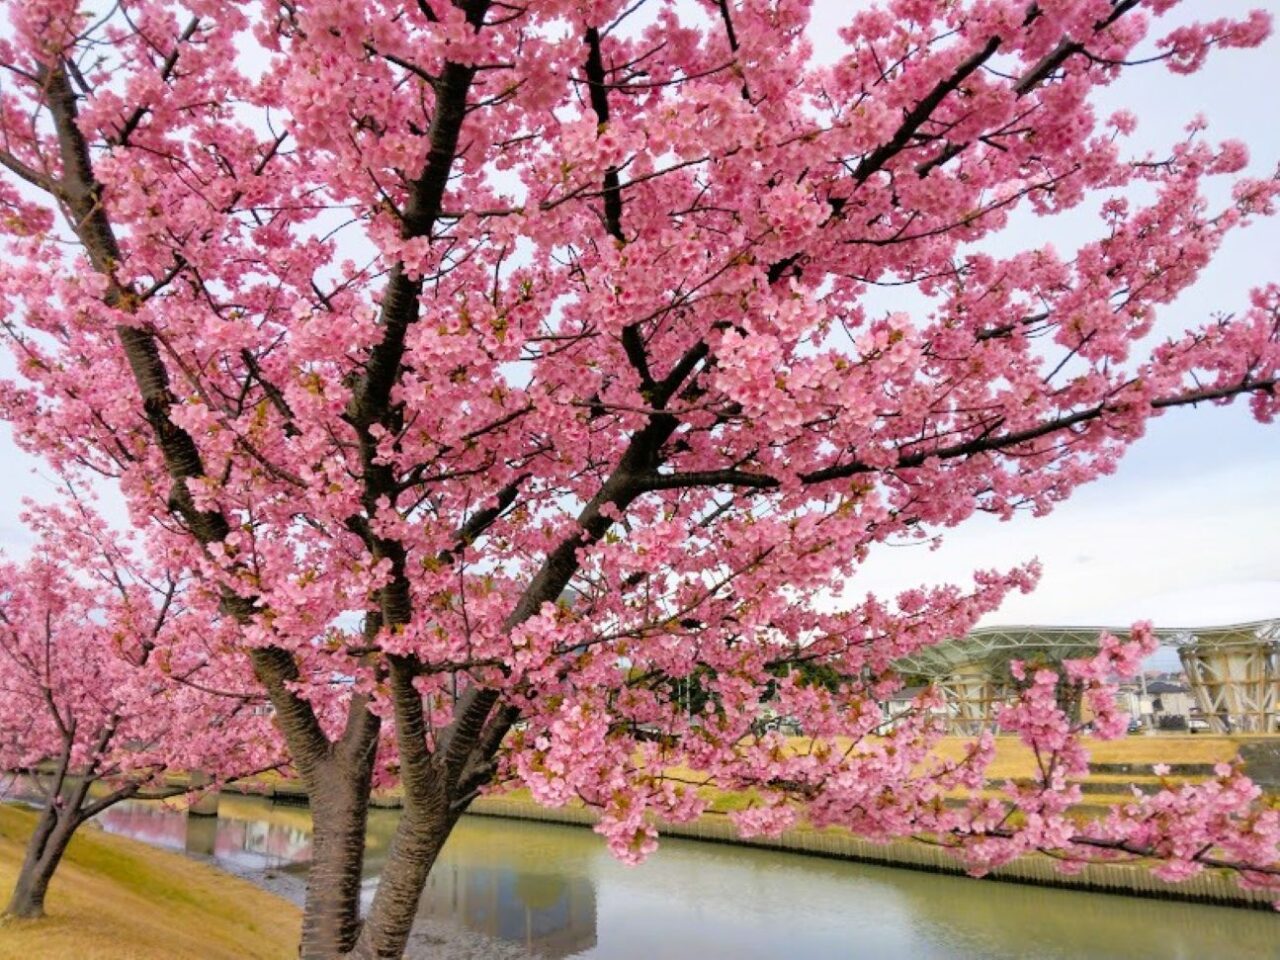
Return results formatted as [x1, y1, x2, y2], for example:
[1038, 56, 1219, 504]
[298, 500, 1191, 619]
[36, 60, 332, 775]
[640, 375, 1279, 492]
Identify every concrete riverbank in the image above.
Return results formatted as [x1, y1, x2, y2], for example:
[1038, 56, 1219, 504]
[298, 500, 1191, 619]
[161, 735, 1280, 909]
[463, 794, 1277, 909]
[192, 777, 1277, 909]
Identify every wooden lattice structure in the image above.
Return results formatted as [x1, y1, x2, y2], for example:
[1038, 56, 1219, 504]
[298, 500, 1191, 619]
[934, 663, 1009, 735]
[1175, 623, 1280, 733]
[896, 619, 1280, 736]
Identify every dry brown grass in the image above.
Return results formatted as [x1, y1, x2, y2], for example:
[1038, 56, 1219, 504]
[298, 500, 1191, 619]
[0, 804, 299, 960]
[645, 734, 1253, 815]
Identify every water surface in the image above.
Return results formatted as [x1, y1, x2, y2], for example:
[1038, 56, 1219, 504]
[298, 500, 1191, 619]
[95, 795, 1280, 960]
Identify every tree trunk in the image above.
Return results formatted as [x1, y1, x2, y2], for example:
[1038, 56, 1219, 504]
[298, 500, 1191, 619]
[4, 805, 77, 919]
[348, 798, 459, 959]
[299, 759, 376, 960]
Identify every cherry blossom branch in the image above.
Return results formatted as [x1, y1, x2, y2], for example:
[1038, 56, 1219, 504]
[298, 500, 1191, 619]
[639, 374, 1278, 493]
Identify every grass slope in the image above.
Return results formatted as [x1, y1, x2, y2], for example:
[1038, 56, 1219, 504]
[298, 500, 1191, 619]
[477, 734, 1260, 817]
[0, 804, 299, 960]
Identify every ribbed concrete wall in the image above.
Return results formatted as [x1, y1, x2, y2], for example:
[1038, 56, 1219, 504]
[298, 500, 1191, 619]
[466, 795, 1277, 909]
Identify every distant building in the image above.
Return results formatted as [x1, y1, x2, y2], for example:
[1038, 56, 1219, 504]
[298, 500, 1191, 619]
[878, 686, 948, 732]
[894, 620, 1278, 734]
[1145, 680, 1197, 720]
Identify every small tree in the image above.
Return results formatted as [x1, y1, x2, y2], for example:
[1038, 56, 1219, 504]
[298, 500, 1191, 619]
[0, 2, 1277, 956]
[0, 502, 280, 918]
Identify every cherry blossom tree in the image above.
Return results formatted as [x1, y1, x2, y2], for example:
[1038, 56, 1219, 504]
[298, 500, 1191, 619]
[0, 500, 280, 919]
[0, 0, 1277, 956]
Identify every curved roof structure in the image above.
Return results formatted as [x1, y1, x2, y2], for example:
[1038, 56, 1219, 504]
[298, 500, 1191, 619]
[898, 619, 1280, 677]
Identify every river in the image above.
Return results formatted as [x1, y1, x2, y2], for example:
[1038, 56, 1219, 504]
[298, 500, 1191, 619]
[92, 794, 1278, 960]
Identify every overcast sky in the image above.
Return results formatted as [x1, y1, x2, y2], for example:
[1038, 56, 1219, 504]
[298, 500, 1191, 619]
[0, 1, 1275, 650]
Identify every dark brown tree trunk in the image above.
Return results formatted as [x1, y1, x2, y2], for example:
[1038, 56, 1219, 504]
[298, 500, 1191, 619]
[348, 799, 458, 959]
[296, 757, 373, 960]
[4, 805, 77, 919]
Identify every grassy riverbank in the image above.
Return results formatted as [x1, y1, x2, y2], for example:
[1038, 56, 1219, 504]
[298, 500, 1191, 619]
[199, 733, 1270, 813]
[0, 804, 298, 960]
[693, 734, 1263, 813]
[454, 736, 1277, 907]
[463, 735, 1262, 816]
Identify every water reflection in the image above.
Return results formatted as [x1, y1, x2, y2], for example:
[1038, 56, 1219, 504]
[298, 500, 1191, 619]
[421, 861, 596, 957]
[99, 800, 313, 871]
[82, 795, 1279, 960]
[94, 797, 595, 957]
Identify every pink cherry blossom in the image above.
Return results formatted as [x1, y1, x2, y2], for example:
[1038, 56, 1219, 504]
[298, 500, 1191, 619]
[0, 1, 1276, 954]
[1, 496, 282, 917]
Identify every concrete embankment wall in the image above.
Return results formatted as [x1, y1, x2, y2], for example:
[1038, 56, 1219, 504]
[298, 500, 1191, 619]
[197, 748, 1280, 910]
[463, 794, 1278, 909]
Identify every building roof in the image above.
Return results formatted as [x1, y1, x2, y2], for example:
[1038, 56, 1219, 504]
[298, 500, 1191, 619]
[896, 619, 1279, 678]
